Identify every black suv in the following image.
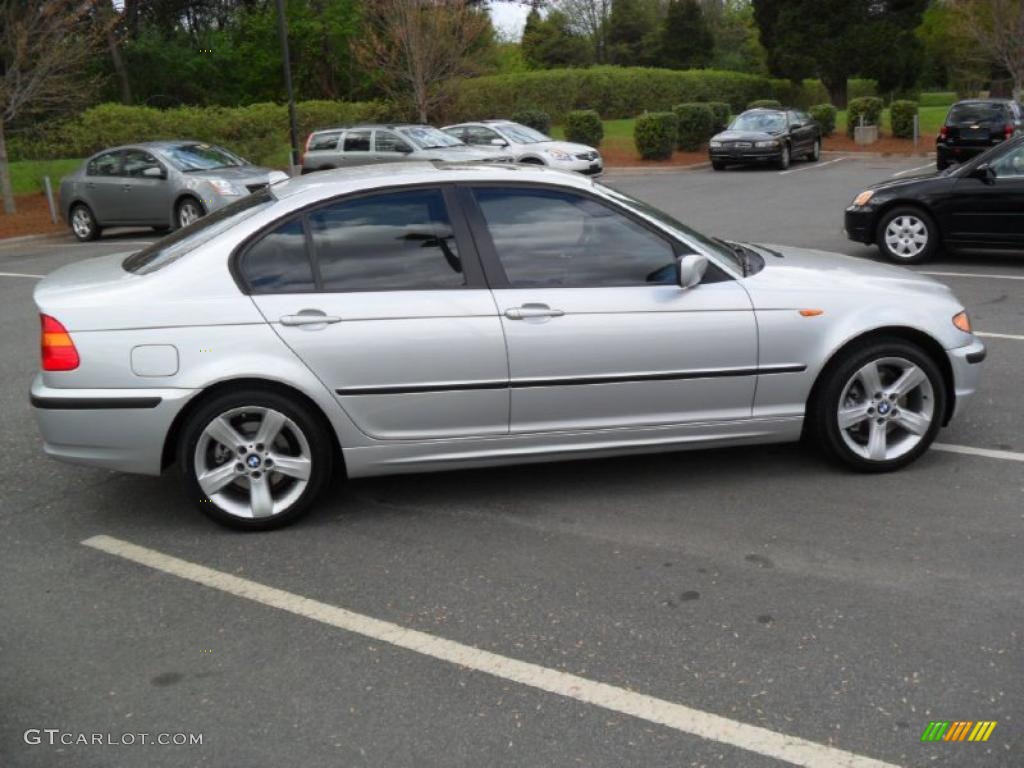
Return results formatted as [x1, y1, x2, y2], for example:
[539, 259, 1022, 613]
[936, 99, 1023, 171]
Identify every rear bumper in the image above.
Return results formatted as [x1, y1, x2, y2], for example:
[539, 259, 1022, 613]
[946, 339, 986, 421]
[30, 374, 197, 476]
[935, 143, 989, 163]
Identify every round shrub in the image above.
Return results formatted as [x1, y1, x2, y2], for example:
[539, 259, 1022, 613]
[564, 109, 603, 148]
[808, 103, 837, 137]
[511, 109, 552, 135]
[747, 99, 782, 110]
[706, 101, 731, 132]
[890, 100, 918, 139]
[673, 102, 716, 151]
[846, 96, 884, 138]
[634, 112, 679, 160]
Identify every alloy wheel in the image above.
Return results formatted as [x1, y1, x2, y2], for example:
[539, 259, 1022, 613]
[811, 139, 821, 160]
[193, 406, 312, 520]
[837, 356, 935, 462]
[178, 201, 202, 228]
[884, 215, 928, 259]
[71, 207, 93, 239]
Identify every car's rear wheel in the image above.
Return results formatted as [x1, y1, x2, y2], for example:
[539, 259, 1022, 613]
[178, 389, 333, 530]
[806, 138, 821, 161]
[175, 197, 204, 229]
[876, 206, 937, 264]
[70, 203, 100, 241]
[809, 339, 946, 472]
[776, 143, 790, 170]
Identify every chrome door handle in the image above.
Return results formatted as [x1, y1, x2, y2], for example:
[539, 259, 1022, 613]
[279, 313, 342, 326]
[504, 304, 565, 320]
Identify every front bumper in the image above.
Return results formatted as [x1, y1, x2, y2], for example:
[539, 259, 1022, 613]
[710, 146, 782, 164]
[30, 374, 197, 476]
[946, 339, 986, 421]
[844, 207, 877, 244]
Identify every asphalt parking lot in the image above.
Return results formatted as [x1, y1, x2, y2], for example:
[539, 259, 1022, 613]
[1, 155, 1021, 768]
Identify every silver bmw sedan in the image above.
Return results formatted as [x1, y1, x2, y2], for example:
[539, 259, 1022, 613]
[32, 162, 986, 529]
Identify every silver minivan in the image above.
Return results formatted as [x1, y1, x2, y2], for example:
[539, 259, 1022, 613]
[301, 124, 511, 172]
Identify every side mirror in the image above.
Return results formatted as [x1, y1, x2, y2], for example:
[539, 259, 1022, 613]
[142, 166, 165, 179]
[678, 253, 708, 289]
[490, 138, 509, 147]
[970, 163, 996, 183]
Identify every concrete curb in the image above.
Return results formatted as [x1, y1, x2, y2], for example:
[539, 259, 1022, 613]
[603, 162, 710, 174]
[0, 232, 65, 247]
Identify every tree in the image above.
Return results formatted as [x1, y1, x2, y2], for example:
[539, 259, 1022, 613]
[752, 0, 927, 107]
[606, 0, 661, 66]
[951, 0, 1024, 101]
[0, 1, 104, 214]
[522, 9, 594, 68]
[709, 0, 767, 74]
[355, 0, 494, 123]
[660, 0, 713, 70]
[554, 0, 613, 61]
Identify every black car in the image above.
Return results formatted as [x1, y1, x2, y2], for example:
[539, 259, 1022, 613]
[936, 99, 1023, 171]
[845, 134, 1024, 263]
[709, 108, 821, 171]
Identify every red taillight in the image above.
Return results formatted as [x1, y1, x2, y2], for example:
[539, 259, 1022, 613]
[939, 125, 948, 140]
[300, 133, 313, 164]
[40, 314, 79, 371]
[1005, 124, 1014, 140]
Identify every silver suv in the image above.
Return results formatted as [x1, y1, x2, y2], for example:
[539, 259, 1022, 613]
[301, 124, 512, 172]
[442, 120, 603, 175]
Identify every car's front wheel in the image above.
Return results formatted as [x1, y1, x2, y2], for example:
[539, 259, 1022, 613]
[178, 389, 333, 530]
[876, 206, 937, 264]
[776, 143, 790, 170]
[175, 197, 204, 229]
[809, 338, 946, 472]
[70, 203, 100, 241]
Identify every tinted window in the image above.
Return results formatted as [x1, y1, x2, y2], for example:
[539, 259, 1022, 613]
[308, 132, 341, 151]
[992, 143, 1024, 178]
[308, 189, 464, 292]
[241, 218, 315, 293]
[343, 130, 371, 152]
[472, 187, 677, 288]
[87, 152, 120, 176]
[374, 131, 412, 153]
[121, 149, 162, 177]
[948, 103, 1006, 124]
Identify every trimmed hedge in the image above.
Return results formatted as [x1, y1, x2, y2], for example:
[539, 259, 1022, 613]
[673, 103, 716, 151]
[564, 109, 603, 148]
[707, 101, 731, 131]
[634, 112, 679, 160]
[747, 99, 782, 110]
[890, 100, 918, 139]
[846, 96, 884, 137]
[9, 100, 396, 164]
[511, 109, 552, 135]
[808, 103, 837, 136]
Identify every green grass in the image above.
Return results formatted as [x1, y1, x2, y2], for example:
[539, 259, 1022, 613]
[918, 91, 957, 108]
[550, 118, 636, 142]
[835, 105, 946, 136]
[3, 158, 82, 197]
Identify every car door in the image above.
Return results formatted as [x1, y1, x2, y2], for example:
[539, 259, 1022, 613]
[83, 151, 125, 223]
[372, 129, 414, 163]
[337, 129, 373, 167]
[304, 131, 343, 170]
[119, 148, 171, 224]
[948, 141, 1024, 247]
[244, 185, 509, 440]
[787, 111, 811, 153]
[461, 184, 758, 433]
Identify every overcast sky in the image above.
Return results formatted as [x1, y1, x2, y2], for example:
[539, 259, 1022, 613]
[489, 3, 532, 40]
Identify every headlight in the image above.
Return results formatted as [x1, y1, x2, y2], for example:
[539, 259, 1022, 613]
[952, 311, 972, 333]
[852, 190, 874, 206]
[207, 178, 241, 196]
[709, 140, 722, 148]
[755, 140, 779, 148]
[546, 148, 573, 161]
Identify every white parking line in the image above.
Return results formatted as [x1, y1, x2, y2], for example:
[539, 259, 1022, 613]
[82, 534, 899, 768]
[920, 270, 1024, 282]
[934, 443, 1024, 463]
[778, 157, 848, 175]
[890, 163, 934, 178]
[0, 271, 44, 278]
[976, 331, 1024, 341]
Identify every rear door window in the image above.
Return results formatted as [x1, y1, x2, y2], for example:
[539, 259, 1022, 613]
[87, 152, 121, 176]
[240, 218, 316, 293]
[343, 130, 371, 153]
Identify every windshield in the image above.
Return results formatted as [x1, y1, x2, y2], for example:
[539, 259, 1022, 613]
[729, 112, 786, 133]
[161, 143, 246, 171]
[397, 126, 464, 149]
[497, 123, 550, 144]
[596, 183, 742, 272]
[123, 189, 275, 274]
[948, 103, 1006, 124]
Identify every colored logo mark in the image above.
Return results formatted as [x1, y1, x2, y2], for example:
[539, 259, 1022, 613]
[920, 721, 997, 742]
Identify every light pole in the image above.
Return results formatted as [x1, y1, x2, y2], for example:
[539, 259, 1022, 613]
[275, 0, 300, 176]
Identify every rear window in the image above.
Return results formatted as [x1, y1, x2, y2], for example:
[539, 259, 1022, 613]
[948, 103, 1006, 124]
[123, 189, 275, 275]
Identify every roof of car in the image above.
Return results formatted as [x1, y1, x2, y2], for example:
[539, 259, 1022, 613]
[269, 160, 595, 202]
[310, 123, 431, 134]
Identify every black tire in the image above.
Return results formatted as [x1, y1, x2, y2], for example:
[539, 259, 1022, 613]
[936, 158, 949, 171]
[776, 143, 791, 170]
[519, 157, 545, 165]
[69, 203, 101, 242]
[177, 388, 333, 530]
[806, 138, 821, 161]
[875, 205, 938, 264]
[152, 225, 171, 234]
[808, 338, 947, 473]
[174, 197, 205, 230]
[711, 160, 727, 171]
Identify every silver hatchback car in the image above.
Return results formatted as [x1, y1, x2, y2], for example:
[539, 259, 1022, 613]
[32, 163, 985, 530]
[60, 141, 288, 241]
